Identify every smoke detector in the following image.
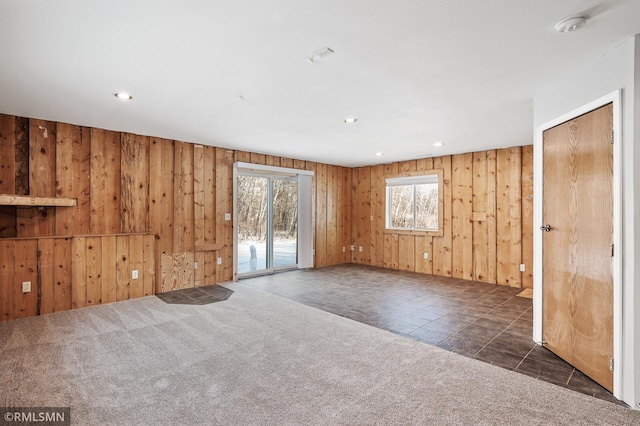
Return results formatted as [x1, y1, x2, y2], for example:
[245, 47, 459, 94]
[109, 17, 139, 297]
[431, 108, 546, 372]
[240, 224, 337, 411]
[555, 16, 587, 33]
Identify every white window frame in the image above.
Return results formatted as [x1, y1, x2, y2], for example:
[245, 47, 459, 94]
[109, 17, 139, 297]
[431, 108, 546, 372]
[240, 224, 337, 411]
[384, 169, 444, 237]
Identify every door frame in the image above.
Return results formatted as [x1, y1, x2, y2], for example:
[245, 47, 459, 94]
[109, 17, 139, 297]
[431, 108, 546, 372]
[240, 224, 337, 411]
[232, 162, 315, 282]
[533, 90, 623, 398]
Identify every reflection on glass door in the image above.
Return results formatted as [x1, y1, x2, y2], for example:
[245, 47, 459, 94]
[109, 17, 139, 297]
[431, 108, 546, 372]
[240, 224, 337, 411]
[272, 178, 297, 269]
[237, 174, 298, 276]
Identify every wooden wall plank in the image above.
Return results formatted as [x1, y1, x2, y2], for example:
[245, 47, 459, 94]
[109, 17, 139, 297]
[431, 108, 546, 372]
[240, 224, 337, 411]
[14, 240, 38, 318]
[85, 236, 102, 306]
[432, 155, 452, 276]
[19, 120, 57, 237]
[215, 148, 234, 282]
[116, 235, 130, 301]
[453, 153, 473, 280]
[101, 236, 117, 304]
[121, 133, 150, 233]
[326, 165, 338, 266]
[486, 150, 498, 284]
[149, 138, 174, 292]
[55, 123, 90, 235]
[521, 145, 534, 289]
[128, 234, 144, 299]
[143, 234, 155, 296]
[53, 238, 72, 312]
[495, 148, 512, 286]
[194, 145, 205, 248]
[14, 117, 30, 196]
[71, 237, 87, 309]
[0, 240, 15, 321]
[370, 165, 385, 267]
[38, 238, 55, 315]
[315, 163, 327, 267]
[399, 235, 415, 271]
[414, 235, 433, 274]
[509, 146, 522, 287]
[235, 151, 251, 163]
[340, 167, 352, 264]
[472, 151, 488, 282]
[250, 152, 266, 165]
[90, 129, 121, 234]
[0, 116, 17, 237]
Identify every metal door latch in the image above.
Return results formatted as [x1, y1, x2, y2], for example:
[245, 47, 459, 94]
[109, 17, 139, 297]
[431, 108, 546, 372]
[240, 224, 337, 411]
[540, 224, 551, 232]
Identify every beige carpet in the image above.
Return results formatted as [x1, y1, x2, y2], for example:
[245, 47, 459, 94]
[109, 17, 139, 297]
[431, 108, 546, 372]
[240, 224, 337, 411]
[1, 282, 638, 425]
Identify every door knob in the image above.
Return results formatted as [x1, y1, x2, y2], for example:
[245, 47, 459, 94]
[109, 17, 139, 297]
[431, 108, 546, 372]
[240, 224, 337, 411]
[540, 224, 551, 232]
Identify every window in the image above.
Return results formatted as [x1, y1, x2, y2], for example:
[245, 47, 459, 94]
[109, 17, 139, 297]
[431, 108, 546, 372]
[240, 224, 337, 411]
[386, 171, 443, 235]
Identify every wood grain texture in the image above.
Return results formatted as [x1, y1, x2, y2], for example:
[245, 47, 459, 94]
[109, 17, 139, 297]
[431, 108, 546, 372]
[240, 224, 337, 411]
[71, 237, 87, 309]
[116, 235, 130, 301]
[14, 240, 38, 318]
[521, 145, 534, 288]
[0, 240, 15, 321]
[101, 236, 117, 304]
[0, 116, 17, 237]
[215, 148, 233, 282]
[451, 153, 473, 280]
[472, 151, 488, 282]
[543, 104, 613, 391]
[14, 117, 30, 196]
[370, 165, 385, 267]
[432, 155, 452, 277]
[37, 238, 55, 315]
[90, 128, 121, 234]
[121, 133, 150, 233]
[128, 234, 144, 299]
[315, 163, 328, 267]
[53, 238, 72, 312]
[85, 236, 102, 306]
[55, 123, 90, 235]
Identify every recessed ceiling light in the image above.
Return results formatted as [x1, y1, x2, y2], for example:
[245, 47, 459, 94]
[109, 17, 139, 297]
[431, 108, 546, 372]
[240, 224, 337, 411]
[115, 92, 133, 100]
[344, 118, 358, 124]
[555, 16, 587, 33]
[433, 141, 444, 147]
[376, 152, 384, 156]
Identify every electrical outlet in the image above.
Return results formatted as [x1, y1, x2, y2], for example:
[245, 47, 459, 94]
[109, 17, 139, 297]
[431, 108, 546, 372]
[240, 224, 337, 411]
[370, 215, 373, 221]
[132, 270, 139, 280]
[423, 252, 429, 260]
[194, 262, 199, 270]
[350, 245, 355, 251]
[342, 246, 345, 252]
[22, 281, 31, 293]
[520, 264, 526, 272]
[224, 213, 231, 221]
[359, 246, 363, 252]
[217, 257, 222, 265]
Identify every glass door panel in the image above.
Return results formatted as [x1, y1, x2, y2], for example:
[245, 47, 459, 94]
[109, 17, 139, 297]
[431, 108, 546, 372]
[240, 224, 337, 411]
[236, 175, 269, 275]
[272, 178, 297, 270]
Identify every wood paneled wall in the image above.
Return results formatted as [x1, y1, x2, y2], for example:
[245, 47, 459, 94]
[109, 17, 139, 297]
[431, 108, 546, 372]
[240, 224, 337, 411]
[0, 114, 352, 310]
[0, 234, 154, 321]
[351, 146, 533, 288]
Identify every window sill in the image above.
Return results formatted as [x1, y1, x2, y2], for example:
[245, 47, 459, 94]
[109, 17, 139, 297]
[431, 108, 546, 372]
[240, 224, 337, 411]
[383, 229, 444, 237]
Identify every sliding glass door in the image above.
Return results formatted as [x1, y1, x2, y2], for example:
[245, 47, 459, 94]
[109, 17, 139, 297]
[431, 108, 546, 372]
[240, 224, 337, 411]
[236, 173, 297, 277]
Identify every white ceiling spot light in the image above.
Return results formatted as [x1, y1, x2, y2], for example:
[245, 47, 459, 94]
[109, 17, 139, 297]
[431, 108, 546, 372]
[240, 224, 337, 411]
[376, 152, 384, 156]
[433, 141, 444, 147]
[555, 16, 587, 33]
[344, 117, 358, 124]
[115, 92, 133, 100]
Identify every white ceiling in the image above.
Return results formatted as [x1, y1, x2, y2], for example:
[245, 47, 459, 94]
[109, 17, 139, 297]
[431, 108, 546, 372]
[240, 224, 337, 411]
[1, 1, 640, 167]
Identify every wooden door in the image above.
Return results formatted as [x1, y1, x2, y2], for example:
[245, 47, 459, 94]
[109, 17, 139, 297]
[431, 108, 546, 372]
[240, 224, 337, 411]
[542, 103, 614, 391]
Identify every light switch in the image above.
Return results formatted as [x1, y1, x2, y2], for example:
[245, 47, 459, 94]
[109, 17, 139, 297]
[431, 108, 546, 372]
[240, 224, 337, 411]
[224, 213, 231, 221]
[132, 270, 139, 279]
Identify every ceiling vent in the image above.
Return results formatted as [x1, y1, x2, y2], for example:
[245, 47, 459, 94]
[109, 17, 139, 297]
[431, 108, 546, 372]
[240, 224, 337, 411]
[309, 47, 334, 64]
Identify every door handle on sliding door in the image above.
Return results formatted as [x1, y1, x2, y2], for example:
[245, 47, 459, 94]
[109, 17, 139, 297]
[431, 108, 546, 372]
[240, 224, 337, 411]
[540, 224, 551, 232]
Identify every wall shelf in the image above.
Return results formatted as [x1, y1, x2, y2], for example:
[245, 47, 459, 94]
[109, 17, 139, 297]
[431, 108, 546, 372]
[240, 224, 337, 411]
[0, 194, 77, 207]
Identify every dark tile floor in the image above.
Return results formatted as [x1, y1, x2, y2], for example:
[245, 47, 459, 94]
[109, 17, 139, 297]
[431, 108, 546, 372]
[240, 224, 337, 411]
[241, 264, 623, 405]
[156, 284, 233, 305]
